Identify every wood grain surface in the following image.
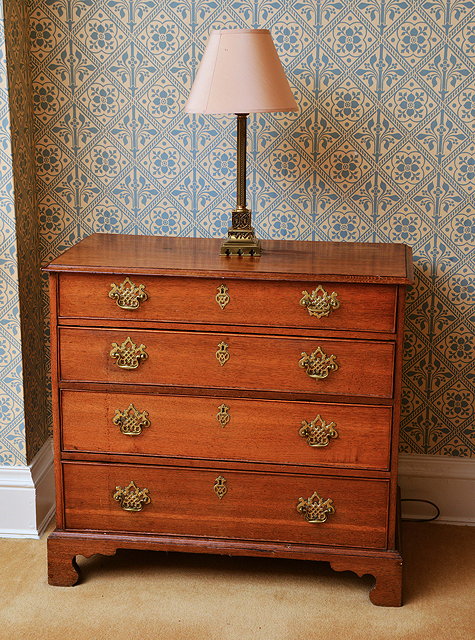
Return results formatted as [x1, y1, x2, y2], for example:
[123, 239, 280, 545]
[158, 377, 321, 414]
[62, 461, 389, 549]
[45, 234, 413, 284]
[47, 529, 403, 607]
[60, 390, 392, 470]
[58, 273, 397, 333]
[59, 327, 395, 398]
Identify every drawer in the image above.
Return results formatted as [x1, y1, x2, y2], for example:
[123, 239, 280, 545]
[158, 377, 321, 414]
[61, 391, 392, 470]
[58, 274, 397, 333]
[59, 328, 395, 399]
[63, 462, 389, 549]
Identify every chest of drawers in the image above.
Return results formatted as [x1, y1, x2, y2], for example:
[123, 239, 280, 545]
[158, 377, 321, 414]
[45, 234, 412, 606]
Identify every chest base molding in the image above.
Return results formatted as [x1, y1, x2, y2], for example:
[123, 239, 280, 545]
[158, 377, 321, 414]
[47, 528, 403, 607]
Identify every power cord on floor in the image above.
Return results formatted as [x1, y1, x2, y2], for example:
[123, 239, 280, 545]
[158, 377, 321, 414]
[401, 499, 440, 522]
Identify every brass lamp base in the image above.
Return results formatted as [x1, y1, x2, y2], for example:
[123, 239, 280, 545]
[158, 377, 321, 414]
[220, 208, 262, 256]
[220, 234, 262, 257]
[219, 114, 262, 257]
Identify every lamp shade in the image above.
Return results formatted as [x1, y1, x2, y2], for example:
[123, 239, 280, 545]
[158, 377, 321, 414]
[185, 29, 297, 114]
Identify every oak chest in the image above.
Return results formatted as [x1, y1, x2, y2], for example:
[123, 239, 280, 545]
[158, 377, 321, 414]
[45, 234, 412, 606]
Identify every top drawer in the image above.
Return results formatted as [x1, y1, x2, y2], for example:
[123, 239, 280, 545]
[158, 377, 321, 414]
[58, 274, 397, 333]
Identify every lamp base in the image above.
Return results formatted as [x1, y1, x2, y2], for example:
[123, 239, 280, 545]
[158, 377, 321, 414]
[220, 234, 262, 257]
[220, 208, 262, 256]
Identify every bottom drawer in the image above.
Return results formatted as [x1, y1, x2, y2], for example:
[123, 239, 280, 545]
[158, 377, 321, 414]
[63, 463, 389, 550]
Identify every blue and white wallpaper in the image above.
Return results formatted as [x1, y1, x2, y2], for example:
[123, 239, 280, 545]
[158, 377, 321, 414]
[0, 0, 47, 466]
[0, 1, 27, 466]
[2, 0, 475, 463]
[5, 0, 47, 465]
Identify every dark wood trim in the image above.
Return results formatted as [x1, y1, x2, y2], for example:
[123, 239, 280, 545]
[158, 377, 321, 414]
[387, 286, 407, 549]
[56, 381, 396, 406]
[59, 455, 391, 478]
[56, 317, 398, 341]
[48, 273, 64, 529]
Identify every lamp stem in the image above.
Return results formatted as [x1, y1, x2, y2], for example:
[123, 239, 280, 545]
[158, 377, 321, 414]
[236, 113, 248, 212]
[219, 113, 262, 256]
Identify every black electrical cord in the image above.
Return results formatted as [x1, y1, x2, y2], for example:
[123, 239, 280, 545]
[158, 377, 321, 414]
[401, 499, 440, 522]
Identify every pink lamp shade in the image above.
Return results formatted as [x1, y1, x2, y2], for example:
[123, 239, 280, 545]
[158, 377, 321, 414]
[185, 29, 297, 114]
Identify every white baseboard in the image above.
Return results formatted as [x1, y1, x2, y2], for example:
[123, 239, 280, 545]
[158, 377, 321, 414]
[0, 438, 55, 538]
[398, 454, 475, 526]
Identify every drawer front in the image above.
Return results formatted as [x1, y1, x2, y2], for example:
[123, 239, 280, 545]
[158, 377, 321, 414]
[58, 274, 397, 333]
[59, 328, 395, 398]
[61, 391, 392, 470]
[63, 462, 389, 549]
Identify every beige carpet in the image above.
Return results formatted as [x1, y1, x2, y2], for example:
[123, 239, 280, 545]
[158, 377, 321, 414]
[0, 522, 473, 640]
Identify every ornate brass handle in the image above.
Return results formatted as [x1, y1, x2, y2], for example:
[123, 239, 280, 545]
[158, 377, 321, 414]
[113, 481, 151, 512]
[216, 284, 230, 309]
[296, 491, 335, 523]
[112, 404, 150, 436]
[110, 336, 148, 370]
[109, 277, 148, 310]
[214, 476, 227, 499]
[299, 346, 338, 380]
[216, 341, 230, 366]
[299, 415, 338, 447]
[300, 285, 340, 318]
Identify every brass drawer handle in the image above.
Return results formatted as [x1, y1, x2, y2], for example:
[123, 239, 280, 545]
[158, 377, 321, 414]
[300, 285, 340, 318]
[112, 403, 151, 436]
[214, 476, 227, 499]
[299, 346, 338, 380]
[217, 403, 230, 427]
[113, 481, 151, 512]
[299, 415, 338, 447]
[216, 341, 230, 366]
[297, 491, 335, 523]
[109, 277, 148, 310]
[216, 284, 230, 309]
[110, 336, 148, 370]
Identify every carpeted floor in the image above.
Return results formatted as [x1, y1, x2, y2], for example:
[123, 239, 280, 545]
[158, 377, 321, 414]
[0, 521, 473, 640]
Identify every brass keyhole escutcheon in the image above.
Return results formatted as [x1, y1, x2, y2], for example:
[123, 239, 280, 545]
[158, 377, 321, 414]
[216, 341, 229, 366]
[216, 404, 230, 428]
[214, 476, 227, 499]
[216, 284, 230, 309]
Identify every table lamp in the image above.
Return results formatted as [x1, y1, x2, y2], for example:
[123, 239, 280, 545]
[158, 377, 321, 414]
[185, 29, 297, 256]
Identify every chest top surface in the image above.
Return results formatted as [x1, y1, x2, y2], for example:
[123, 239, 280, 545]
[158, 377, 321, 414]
[44, 233, 413, 284]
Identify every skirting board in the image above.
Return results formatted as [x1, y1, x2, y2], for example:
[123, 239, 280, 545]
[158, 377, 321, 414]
[398, 453, 475, 526]
[0, 438, 55, 538]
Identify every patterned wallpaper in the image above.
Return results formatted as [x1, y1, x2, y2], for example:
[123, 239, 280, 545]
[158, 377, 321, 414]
[0, 0, 47, 466]
[0, 1, 26, 466]
[3, 0, 48, 464]
[22, 0, 475, 457]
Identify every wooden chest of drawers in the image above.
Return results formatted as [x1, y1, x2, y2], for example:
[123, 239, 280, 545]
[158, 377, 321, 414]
[45, 234, 412, 606]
